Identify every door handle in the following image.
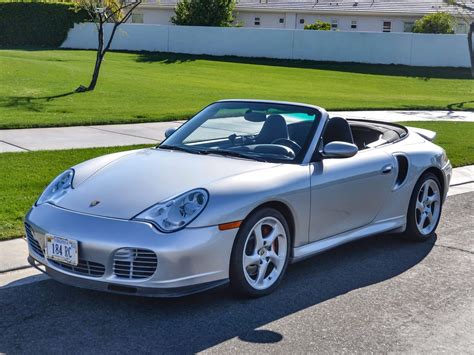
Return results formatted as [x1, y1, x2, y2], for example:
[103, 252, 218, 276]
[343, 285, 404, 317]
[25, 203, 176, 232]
[382, 165, 393, 174]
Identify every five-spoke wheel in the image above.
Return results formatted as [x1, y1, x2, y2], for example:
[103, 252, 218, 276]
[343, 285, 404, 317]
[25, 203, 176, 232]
[403, 172, 443, 241]
[230, 208, 290, 297]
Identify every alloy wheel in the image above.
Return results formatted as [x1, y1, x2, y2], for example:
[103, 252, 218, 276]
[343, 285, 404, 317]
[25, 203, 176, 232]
[415, 179, 441, 236]
[242, 217, 288, 290]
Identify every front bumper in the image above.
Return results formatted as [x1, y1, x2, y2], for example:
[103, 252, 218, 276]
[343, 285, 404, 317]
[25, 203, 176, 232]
[25, 204, 237, 297]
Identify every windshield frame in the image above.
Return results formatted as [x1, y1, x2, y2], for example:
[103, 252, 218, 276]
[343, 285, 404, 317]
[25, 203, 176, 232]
[158, 100, 324, 165]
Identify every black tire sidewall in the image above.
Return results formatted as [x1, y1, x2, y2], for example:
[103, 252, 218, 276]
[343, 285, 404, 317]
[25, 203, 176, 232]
[404, 172, 442, 242]
[229, 207, 291, 297]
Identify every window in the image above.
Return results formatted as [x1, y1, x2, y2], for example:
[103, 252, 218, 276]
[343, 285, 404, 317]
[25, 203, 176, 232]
[351, 20, 357, 29]
[383, 21, 392, 32]
[279, 18, 285, 24]
[254, 17, 260, 26]
[299, 18, 305, 24]
[131, 14, 144, 24]
[162, 101, 322, 164]
[331, 19, 338, 30]
[403, 22, 414, 32]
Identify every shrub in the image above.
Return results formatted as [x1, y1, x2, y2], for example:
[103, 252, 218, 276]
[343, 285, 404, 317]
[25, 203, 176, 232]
[0, 3, 88, 47]
[413, 12, 456, 34]
[304, 20, 331, 31]
[171, 0, 235, 27]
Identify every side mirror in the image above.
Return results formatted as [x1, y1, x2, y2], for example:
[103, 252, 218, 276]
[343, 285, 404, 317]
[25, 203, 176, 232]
[164, 127, 177, 138]
[323, 141, 358, 159]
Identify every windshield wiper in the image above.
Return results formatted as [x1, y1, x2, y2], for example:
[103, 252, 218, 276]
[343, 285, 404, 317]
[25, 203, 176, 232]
[158, 145, 209, 155]
[206, 149, 269, 162]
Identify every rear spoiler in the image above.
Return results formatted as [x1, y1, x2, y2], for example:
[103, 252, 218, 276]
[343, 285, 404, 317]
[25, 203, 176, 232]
[407, 127, 437, 142]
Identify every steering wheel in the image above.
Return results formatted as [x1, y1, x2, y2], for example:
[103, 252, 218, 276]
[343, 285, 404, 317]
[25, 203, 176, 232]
[271, 138, 302, 153]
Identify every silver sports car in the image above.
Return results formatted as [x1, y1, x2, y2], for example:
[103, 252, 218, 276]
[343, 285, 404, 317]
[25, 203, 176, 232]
[26, 100, 452, 297]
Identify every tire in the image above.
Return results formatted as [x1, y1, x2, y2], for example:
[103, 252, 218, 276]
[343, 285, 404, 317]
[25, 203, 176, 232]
[402, 172, 443, 242]
[230, 207, 291, 298]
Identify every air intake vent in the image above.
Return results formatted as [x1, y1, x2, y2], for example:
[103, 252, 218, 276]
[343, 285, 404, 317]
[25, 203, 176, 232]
[113, 248, 157, 279]
[50, 259, 105, 278]
[25, 223, 44, 258]
[395, 154, 409, 188]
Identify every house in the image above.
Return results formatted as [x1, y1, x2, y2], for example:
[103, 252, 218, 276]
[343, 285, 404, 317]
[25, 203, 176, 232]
[130, 0, 470, 34]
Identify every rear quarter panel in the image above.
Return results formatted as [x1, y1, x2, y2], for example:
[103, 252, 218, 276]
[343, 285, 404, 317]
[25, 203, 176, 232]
[374, 130, 450, 224]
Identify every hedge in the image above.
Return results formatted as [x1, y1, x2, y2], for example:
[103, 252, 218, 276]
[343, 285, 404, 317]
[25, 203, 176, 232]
[0, 3, 88, 47]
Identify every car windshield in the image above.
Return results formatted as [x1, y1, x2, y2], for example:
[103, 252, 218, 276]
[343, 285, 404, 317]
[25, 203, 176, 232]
[159, 101, 322, 163]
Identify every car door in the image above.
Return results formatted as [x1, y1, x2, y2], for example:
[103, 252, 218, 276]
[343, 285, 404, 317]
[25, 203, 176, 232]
[309, 149, 395, 242]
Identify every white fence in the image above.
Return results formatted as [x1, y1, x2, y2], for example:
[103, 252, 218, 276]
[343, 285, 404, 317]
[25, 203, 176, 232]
[61, 23, 472, 68]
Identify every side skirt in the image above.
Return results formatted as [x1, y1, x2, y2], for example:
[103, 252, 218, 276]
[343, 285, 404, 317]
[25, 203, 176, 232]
[291, 216, 406, 263]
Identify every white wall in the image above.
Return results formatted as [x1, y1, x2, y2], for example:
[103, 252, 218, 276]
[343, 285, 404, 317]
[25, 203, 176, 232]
[61, 23, 472, 68]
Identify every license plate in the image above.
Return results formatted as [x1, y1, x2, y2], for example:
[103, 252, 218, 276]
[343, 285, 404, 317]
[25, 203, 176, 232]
[46, 235, 78, 266]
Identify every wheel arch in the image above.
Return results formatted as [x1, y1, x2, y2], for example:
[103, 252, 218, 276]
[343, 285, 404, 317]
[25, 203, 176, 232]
[245, 201, 296, 251]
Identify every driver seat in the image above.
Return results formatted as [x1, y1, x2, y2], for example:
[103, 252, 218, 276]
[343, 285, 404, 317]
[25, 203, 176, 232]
[255, 114, 289, 144]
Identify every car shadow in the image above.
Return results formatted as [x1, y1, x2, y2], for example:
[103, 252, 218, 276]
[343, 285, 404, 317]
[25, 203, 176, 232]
[0, 233, 435, 353]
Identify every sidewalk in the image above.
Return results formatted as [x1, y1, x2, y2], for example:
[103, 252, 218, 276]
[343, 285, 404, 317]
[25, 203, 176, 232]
[0, 166, 472, 274]
[1, 110, 473, 153]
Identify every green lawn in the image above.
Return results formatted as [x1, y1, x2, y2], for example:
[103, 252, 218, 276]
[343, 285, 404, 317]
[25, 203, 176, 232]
[399, 121, 474, 168]
[0, 49, 473, 129]
[1, 121, 472, 241]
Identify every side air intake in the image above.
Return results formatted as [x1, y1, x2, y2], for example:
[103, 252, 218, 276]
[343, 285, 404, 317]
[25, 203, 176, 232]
[394, 154, 409, 189]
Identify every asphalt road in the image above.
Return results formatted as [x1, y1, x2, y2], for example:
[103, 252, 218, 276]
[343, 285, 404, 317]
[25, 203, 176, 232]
[0, 192, 472, 353]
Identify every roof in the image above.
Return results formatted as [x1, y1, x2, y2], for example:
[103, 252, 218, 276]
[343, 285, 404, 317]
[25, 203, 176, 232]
[152, 0, 470, 16]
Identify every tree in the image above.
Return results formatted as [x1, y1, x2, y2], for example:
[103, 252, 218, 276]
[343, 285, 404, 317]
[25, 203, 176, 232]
[445, 0, 474, 77]
[304, 20, 331, 31]
[74, 0, 142, 92]
[412, 12, 455, 34]
[171, 0, 235, 27]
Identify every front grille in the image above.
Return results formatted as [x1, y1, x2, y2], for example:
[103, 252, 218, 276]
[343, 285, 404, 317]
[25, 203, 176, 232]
[50, 259, 105, 277]
[113, 248, 158, 279]
[25, 223, 44, 258]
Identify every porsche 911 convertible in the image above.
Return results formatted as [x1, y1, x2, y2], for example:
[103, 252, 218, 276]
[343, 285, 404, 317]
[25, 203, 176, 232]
[26, 100, 452, 297]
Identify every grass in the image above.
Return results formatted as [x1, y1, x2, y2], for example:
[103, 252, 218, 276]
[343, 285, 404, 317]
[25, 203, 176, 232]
[399, 121, 474, 168]
[0, 49, 473, 129]
[0, 145, 152, 241]
[1, 120, 472, 241]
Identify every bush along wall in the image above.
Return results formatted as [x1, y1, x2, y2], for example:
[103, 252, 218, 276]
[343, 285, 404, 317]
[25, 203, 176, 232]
[0, 3, 88, 47]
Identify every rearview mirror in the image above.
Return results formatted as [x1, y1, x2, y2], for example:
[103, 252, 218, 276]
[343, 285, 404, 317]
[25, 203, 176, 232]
[165, 127, 177, 138]
[323, 141, 358, 159]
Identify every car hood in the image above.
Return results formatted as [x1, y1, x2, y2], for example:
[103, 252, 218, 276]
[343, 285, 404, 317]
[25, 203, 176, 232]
[55, 148, 278, 219]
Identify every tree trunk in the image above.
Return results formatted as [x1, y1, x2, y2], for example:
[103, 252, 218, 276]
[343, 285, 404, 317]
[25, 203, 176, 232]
[87, 53, 104, 91]
[87, 20, 105, 92]
[468, 22, 474, 78]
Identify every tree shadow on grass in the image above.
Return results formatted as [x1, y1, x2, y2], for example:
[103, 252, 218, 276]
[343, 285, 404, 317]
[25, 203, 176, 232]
[447, 100, 474, 112]
[134, 51, 472, 79]
[0, 91, 76, 112]
[398, 101, 474, 113]
[136, 52, 196, 64]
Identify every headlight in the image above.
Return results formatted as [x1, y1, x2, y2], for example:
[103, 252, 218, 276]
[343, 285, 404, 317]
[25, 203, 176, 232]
[134, 189, 209, 233]
[36, 169, 74, 206]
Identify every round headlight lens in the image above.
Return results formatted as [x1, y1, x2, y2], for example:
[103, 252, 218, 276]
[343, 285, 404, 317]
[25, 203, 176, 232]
[134, 189, 209, 232]
[36, 169, 74, 206]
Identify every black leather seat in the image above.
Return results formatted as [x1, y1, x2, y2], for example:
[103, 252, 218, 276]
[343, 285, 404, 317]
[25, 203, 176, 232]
[256, 114, 289, 144]
[322, 117, 354, 144]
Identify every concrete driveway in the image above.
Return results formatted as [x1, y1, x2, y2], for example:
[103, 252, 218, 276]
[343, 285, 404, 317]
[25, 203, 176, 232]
[0, 192, 472, 353]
